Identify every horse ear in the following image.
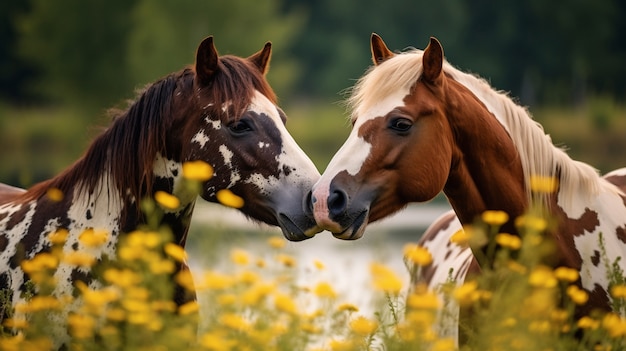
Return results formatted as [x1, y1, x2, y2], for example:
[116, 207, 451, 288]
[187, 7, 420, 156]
[248, 42, 272, 75]
[196, 36, 219, 84]
[422, 37, 444, 83]
[371, 33, 394, 65]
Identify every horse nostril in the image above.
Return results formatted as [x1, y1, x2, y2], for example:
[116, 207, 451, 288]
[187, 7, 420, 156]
[328, 189, 348, 216]
[306, 191, 316, 213]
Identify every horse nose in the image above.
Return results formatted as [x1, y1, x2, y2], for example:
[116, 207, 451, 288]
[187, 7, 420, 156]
[327, 189, 348, 217]
[306, 190, 316, 214]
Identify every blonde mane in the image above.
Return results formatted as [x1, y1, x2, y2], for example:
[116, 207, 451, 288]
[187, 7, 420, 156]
[347, 49, 617, 210]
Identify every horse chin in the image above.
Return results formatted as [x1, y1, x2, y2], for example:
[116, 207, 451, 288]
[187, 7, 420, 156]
[332, 210, 369, 240]
[277, 213, 321, 241]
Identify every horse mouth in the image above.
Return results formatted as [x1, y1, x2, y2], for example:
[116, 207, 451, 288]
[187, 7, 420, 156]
[277, 213, 320, 241]
[332, 210, 369, 240]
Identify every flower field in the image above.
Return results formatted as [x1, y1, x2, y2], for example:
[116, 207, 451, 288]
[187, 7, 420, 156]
[1, 168, 626, 350]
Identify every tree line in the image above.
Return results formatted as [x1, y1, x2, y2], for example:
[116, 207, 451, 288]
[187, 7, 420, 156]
[1, 0, 625, 109]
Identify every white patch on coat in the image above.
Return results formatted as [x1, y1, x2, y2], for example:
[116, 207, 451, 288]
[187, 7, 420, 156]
[572, 191, 626, 297]
[243, 91, 320, 194]
[192, 130, 210, 149]
[219, 145, 241, 187]
[205, 116, 221, 130]
[311, 90, 406, 221]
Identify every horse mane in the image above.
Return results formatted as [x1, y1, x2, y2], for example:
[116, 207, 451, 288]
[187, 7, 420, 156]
[347, 49, 618, 210]
[19, 54, 277, 208]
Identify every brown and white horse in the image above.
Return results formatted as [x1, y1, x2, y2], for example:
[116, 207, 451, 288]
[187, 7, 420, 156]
[308, 33, 626, 338]
[0, 36, 321, 320]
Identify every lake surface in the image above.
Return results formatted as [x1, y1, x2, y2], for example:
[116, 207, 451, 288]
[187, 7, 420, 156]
[187, 201, 452, 312]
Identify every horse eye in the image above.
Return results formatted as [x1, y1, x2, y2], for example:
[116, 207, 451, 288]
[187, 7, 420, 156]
[389, 117, 413, 133]
[228, 120, 253, 135]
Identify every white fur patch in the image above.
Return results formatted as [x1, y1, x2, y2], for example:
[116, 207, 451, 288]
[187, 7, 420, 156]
[192, 130, 210, 149]
[244, 91, 320, 193]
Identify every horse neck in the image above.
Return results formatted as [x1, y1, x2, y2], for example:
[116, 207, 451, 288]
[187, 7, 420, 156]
[442, 80, 528, 233]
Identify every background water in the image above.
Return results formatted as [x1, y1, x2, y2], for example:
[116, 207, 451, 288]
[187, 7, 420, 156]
[187, 201, 452, 311]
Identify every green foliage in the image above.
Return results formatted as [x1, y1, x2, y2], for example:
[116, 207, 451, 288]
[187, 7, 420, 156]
[16, 0, 137, 108]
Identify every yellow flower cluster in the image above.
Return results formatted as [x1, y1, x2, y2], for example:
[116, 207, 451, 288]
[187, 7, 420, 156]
[4, 202, 626, 351]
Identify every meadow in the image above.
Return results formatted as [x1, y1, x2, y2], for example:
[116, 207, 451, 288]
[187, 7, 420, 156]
[1, 166, 626, 350]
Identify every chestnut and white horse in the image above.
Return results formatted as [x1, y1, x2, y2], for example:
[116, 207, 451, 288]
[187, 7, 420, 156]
[308, 33, 626, 342]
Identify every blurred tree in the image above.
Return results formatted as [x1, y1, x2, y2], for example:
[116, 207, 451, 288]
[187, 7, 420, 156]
[17, 0, 137, 109]
[0, 1, 39, 103]
[127, 0, 304, 99]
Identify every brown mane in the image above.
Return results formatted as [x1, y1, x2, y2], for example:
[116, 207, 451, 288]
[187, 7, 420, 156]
[16, 54, 277, 207]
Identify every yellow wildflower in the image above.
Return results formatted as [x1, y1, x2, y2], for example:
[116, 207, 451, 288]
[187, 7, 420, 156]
[370, 262, 403, 294]
[182, 160, 214, 181]
[274, 292, 298, 314]
[78, 228, 109, 247]
[495, 233, 522, 250]
[528, 265, 557, 288]
[80, 287, 119, 308]
[530, 175, 559, 193]
[154, 191, 180, 210]
[610, 284, 626, 299]
[216, 189, 244, 208]
[219, 313, 249, 331]
[432, 338, 456, 351]
[577, 316, 599, 330]
[202, 271, 235, 290]
[529, 320, 552, 333]
[407, 290, 441, 310]
[554, 267, 579, 282]
[149, 259, 175, 274]
[14, 296, 61, 313]
[515, 215, 548, 232]
[68, 313, 96, 339]
[453, 280, 479, 306]
[200, 331, 236, 351]
[151, 300, 177, 313]
[46, 187, 64, 202]
[349, 315, 378, 335]
[481, 210, 509, 226]
[21, 253, 59, 273]
[602, 313, 626, 337]
[267, 236, 286, 249]
[241, 283, 274, 306]
[164, 243, 188, 262]
[237, 270, 259, 285]
[48, 228, 69, 245]
[337, 303, 359, 313]
[175, 269, 196, 291]
[106, 308, 126, 322]
[230, 248, 250, 265]
[217, 294, 237, 306]
[313, 281, 337, 299]
[178, 301, 200, 315]
[313, 259, 325, 270]
[566, 285, 589, 305]
[403, 243, 433, 266]
[62, 251, 96, 267]
[395, 322, 417, 341]
[450, 229, 471, 247]
[507, 260, 528, 274]
[276, 253, 296, 267]
[2, 318, 28, 329]
[405, 310, 436, 328]
[103, 268, 141, 288]
[329, 339, 355, 351]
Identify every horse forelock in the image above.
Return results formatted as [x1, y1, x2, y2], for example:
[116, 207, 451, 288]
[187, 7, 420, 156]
[348, 49, 621, 213]
[197, 55, 277, 124]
